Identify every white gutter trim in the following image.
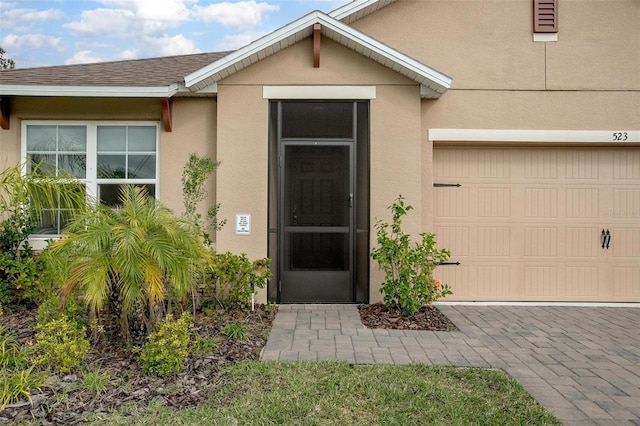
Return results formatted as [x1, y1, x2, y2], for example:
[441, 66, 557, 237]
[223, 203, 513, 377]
[0, 84, 178, 98]
[429, 129, 640, 143]
[329, 0, 395, 21]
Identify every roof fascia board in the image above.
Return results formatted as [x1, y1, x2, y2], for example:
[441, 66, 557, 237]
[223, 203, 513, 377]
[185, 11, 451, 95]
[329, 0, 397, 23]
[185, 12, 323, 89]
[0, 84, 178, 98]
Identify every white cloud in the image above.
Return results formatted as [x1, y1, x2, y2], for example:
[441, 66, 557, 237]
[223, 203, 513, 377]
[103, 0, 195, 22]
[64, 50, 109, 65]
[64, 8, 137, 37]
[217, 31, 268, 50]
[194, 1, 279, 29]
[1, 33, 62, 50]
[143, 33, 200, 56]
[0, 8, 63, 29]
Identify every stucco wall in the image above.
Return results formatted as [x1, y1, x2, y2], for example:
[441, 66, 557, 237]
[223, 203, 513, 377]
[159, 98, 217, 216]
[352, 0, 640, 91]
[215, 36, 423, 303]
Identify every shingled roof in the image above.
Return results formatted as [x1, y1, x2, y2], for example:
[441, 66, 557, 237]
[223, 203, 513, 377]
[0, 52, 231, 87]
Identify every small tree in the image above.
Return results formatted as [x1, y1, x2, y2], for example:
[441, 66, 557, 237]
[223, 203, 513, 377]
[181, 153, 226, 245]
[47, 185, 211, 342]
[371, 196, 452, 315]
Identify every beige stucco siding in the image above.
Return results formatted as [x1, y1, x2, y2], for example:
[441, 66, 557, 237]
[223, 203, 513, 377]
[159, 98, 217, 215]
[351, 0, 639, 91]
[215, 35, 424, 303]
[422, 90, 640, 131]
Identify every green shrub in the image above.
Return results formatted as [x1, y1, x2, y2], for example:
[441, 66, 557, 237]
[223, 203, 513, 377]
[0, 320, 29, 371]
[139, 313, 192, 377]
[205, 252, 271, 309]
[31, 315, 90, 374]
[82, 367, 111, 396]
[0, 210, 49, 309]
[222, 321, 248, 340]
[371, 196, 453, 315]
[0, 365, 46, 410]
[192, 335, 222, 356]
[181, 153, 226, 244]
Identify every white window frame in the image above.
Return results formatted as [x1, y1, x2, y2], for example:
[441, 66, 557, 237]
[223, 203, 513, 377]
[21, 120, 161, 238]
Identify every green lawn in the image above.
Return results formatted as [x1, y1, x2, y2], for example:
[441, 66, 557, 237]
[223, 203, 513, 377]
[100, 361, 560, 425]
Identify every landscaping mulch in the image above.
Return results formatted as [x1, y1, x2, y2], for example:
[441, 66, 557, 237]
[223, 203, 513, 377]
[2, 302, 458, 424]
[1, 306, 276, 425]
[358, 303, 458, 331]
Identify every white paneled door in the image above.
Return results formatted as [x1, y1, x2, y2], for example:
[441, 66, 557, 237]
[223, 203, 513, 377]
[434, 147, 640, 302]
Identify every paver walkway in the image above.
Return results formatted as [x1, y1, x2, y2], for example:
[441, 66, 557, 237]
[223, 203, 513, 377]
[261, 304, 640, 425]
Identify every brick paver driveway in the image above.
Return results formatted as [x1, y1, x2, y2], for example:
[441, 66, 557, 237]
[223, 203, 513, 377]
[261, 304, 640, 425]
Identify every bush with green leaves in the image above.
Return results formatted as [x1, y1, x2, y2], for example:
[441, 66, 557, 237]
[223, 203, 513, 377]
[31, 314, 90, 374]
[0, 163, 86, 310]
[0, 208, 52, 309]
[46, 185, 210, 342]
[0, 312, 46, 409]
[181, 153, 226, 245]
[139, 312, 192, 377]
[371, 196, 452, 315]
[204, 252, 271, 309]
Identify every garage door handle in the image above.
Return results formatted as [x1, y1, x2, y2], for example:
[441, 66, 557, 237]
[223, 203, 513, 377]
[601, 229, 611, 249]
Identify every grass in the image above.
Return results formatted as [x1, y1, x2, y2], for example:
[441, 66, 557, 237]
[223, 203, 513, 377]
[101, 361, 560, 425]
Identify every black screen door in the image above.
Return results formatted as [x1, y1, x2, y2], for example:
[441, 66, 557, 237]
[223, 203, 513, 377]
[279, 142, 354, 302]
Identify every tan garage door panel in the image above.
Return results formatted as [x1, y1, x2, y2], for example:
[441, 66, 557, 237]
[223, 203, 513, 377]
[434, 147, 640, 302]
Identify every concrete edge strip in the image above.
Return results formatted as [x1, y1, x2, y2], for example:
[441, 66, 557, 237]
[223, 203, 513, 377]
[435, 301, 640, 308]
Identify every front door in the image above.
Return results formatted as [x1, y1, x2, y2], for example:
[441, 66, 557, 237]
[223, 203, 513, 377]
[279, 142, 354, 302]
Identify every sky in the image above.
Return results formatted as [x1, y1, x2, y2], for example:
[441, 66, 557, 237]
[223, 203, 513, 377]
[0, 0, 352, 69]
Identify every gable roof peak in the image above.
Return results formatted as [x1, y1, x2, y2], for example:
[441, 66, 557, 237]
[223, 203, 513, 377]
[185, 10, 451, 99]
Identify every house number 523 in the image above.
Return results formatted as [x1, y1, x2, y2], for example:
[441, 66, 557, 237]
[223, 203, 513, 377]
[613, 132, 628, 141]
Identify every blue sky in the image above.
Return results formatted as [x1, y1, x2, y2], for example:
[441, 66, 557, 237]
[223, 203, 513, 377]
[0, 0, 351, 69]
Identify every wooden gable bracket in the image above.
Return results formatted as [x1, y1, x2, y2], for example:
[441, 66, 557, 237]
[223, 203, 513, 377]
[313, 24, 321, 68]
[0, 97, 10, 130]
[161, 98, 172, 132]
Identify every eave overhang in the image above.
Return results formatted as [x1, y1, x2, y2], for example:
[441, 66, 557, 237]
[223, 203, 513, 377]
[185, 11, 451, 99]
[0, 84, 180, 98]
[329, 0, 398, 24]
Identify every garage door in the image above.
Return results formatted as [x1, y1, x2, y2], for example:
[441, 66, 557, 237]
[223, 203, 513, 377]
[433, 147, 640, 302]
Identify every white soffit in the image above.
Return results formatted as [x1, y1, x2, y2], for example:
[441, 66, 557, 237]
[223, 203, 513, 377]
[185, 11, 451, 99]
[329, 0, 398, 24]
[263, 86, 376, 99]
[0, 84, 179, 98]
[429, 129, 640, 143]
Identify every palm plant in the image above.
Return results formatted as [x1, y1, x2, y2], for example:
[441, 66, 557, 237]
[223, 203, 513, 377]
[46, 185, 210, 342]
[0, 163, 86, 225]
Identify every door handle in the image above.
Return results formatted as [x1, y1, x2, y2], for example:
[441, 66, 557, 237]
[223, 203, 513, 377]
[349, 193, 353, 208]
[601, 229, 611, 249]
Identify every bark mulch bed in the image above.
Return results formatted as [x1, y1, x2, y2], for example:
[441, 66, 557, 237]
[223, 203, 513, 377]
[1, 306, 276, 425]
[358, 303, 458, 331]
[3, 303, 458, 424]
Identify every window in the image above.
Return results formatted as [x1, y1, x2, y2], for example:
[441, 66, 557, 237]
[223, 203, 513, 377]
[23, 121, 159, 234]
